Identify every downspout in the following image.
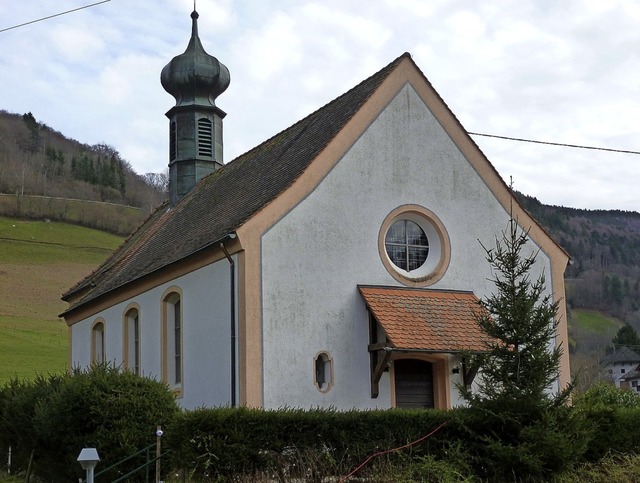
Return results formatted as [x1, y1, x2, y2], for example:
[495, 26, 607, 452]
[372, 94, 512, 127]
[220, 235, 236, 407]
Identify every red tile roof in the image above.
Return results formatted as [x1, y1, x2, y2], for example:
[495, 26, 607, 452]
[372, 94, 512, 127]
[358, 285, 491, 352]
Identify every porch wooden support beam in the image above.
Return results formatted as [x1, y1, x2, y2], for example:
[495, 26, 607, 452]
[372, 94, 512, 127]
[368, 342, 388, 352]
[370, 348, 392, 398]
[462, 359, 479, 388]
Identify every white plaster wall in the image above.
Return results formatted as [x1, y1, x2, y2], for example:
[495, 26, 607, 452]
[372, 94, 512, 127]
[609, 361, 640, 387]
[70, 257, 236, 409]
[261, 84, 553, 409]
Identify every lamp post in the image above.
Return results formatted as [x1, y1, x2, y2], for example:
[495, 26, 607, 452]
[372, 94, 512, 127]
[155, 426, 163, 483]
[77, 448, 100, 483]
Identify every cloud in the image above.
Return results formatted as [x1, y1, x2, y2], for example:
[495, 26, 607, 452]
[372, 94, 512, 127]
[50, 23, 106, 64]
[234, 11, 303, 82]
[3, 0, 640, 211]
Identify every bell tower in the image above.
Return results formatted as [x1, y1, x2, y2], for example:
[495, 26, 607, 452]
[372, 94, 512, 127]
[161, 10, 230, 205]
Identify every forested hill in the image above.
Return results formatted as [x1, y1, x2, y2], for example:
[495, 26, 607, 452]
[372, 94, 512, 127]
[3, 108, 640, 330]
[0, 110, 167, 217]
[517, 192, 640, 330]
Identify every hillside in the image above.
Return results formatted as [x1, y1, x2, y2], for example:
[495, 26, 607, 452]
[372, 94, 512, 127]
[0, 110, 166, 233]
[2, 107, 640, 386]
[515, 192, 640, 387]
[0, 216, 122, 384]
[517, 192, 640, 328]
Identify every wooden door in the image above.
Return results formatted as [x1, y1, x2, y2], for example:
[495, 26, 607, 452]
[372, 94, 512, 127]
[394, 359, 434, 409]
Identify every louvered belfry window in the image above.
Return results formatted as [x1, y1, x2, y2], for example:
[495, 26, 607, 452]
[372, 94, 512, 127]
[197, 118, 213, 157]
[169, 121, 177, 161]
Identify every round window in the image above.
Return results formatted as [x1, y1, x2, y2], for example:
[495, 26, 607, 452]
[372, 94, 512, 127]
[384, 219, 429, 272]
[379, 205, 450, 286]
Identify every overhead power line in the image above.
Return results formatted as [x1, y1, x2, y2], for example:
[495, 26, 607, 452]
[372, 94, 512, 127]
[2, 3, 639, 160]
[468, 131, 640, 156]
[0, 1, 111, 33]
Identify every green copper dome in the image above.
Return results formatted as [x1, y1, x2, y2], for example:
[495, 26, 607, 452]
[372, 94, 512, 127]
[160, 10, 230, 107]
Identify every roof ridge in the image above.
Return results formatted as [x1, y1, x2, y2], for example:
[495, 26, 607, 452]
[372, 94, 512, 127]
[219, 52, 410, 170]
[63, 53, 411, 314]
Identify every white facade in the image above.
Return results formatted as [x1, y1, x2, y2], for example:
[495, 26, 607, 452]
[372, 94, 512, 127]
[608, 360, 640, 387]
[65, 55, 569, 411]
[260, 85, 554, 409]
[70, 257, 236, 409]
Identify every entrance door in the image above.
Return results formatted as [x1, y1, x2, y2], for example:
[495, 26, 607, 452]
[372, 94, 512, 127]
[394, 359, 434, 409]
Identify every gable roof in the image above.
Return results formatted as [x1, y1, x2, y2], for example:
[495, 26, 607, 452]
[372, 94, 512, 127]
[62, 53, 410, 315]
[358, 285, 492, 352]
[620, 368, 640, 382]
[62, 51, 568, 320]
[602, 346, 640, 365]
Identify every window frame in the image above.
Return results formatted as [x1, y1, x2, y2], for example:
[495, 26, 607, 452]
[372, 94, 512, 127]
[197, 117, 213, 157]
[169, 121, 177, 161]
[162, 287, 184, 395]
[314, 351, 334, 393]
[385, 219, 430, 272]
[379, 205, 450, 287]
[123, 304, 141, 375]
[91, 318, 106, 364]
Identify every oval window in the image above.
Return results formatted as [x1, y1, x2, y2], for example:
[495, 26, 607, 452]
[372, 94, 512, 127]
[314, 352, 333, 393]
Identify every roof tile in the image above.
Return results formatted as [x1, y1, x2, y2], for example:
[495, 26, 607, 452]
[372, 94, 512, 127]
[358, 285, 491, 352]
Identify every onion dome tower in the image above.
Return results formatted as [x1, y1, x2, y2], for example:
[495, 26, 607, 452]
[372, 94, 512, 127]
[161, 10, 230, 206]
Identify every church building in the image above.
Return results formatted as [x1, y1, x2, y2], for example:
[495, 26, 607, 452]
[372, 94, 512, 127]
[61, 10, 571, 410]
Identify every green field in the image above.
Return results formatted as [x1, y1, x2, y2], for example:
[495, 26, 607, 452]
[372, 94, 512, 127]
[0, 215, 620, 385]
[570, 308, 622, 335]
[0, 216, 122, 384]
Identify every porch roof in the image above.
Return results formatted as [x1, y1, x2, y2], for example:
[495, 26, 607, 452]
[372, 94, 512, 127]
[358, 285, 491, 352]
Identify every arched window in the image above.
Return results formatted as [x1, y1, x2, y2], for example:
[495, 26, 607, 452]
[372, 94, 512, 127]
[91, 319, 105, 364]
[123, 306, 140, 375]
[162, 289, 183, 391]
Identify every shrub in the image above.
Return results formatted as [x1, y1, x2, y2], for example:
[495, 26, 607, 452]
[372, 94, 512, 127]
[571, 383, 640, 461]
[558, 453, 640, 482]
[165, 407, 456, 480]
[0, 365, 178, 481]
[573, 382, 640, 411]
[0, 373, 64, 474]
[451, 405, 589, 481]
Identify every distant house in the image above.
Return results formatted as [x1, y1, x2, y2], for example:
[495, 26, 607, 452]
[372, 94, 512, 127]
[60, 9, 571, 410]
[620, 367, 640, 393]
[602, 346, 640, 388]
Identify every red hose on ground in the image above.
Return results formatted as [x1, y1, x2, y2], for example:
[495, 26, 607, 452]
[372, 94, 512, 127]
[339, 421, 448, 482]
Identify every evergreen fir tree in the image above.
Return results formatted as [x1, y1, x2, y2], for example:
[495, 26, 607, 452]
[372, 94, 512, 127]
[612, 324, 640, 352]
[460, 215, 569, 416]
[456, 215, 583, 480]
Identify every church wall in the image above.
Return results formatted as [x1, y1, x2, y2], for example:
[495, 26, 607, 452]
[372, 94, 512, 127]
[69, 257, 235, 409]
[260, 83, 554, 409]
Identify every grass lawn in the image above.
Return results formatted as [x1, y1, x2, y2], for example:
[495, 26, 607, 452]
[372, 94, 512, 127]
[0, 316, 67, 382]
[570, 308, 623, 335]
[0, 217, 122, 384]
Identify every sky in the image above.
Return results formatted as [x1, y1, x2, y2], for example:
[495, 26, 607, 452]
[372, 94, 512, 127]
[1, 0, 640, 211]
